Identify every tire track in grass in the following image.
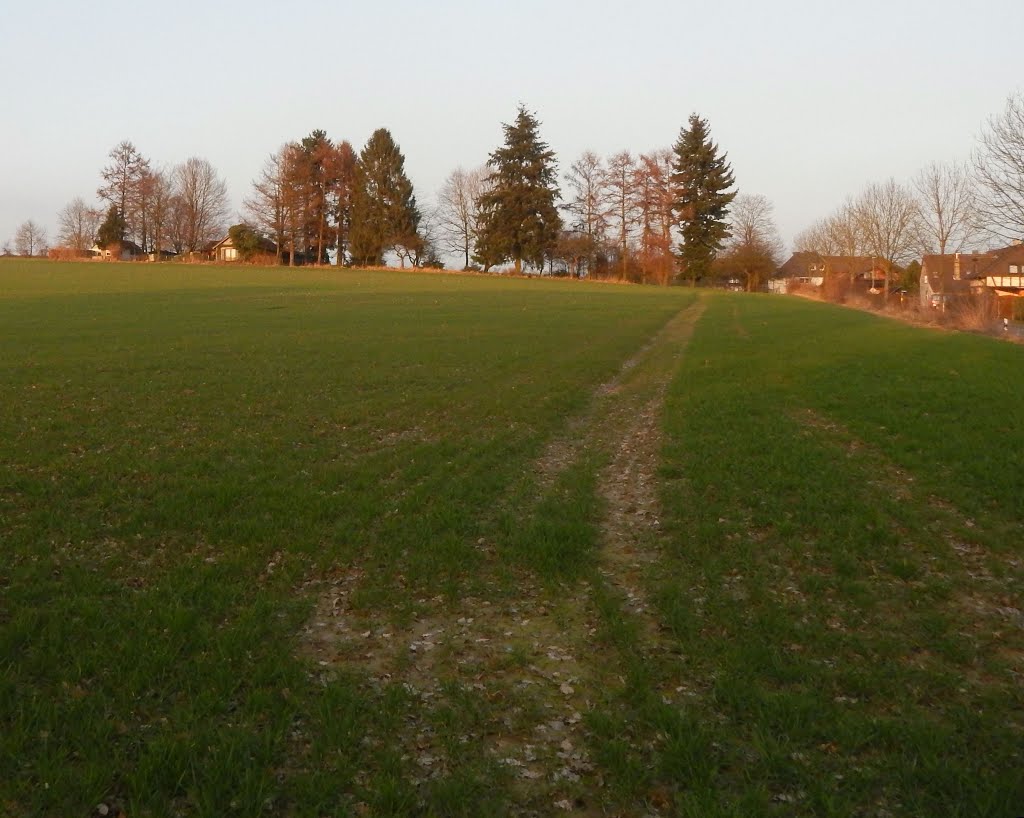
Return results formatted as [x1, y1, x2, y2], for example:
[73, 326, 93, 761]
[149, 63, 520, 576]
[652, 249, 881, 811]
[588, 300, 705, 640]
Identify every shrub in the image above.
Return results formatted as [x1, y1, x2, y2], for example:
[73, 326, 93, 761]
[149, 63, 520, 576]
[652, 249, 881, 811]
[822, 275, 850, 303]
[950, 293, 998, 332]
[248, 252, 279, 266]
[47, 246, 85, 261]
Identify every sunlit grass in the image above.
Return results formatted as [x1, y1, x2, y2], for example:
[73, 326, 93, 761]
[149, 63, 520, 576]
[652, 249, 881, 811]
[604, 294, 1024, 817]
[0, 260, 691, 815]
[2, 263, 1021, 816]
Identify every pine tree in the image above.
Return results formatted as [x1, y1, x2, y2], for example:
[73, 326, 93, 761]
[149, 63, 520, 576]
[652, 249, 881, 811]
[671, 114, 736, 285]
[476, 106, 562, 273]
[349, 129, 420, 267]
[96, 205, 127, 249]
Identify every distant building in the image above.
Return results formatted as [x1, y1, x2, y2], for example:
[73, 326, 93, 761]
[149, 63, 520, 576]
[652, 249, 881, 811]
[90, 241, 144, 261]
[772, 252, 825, 290]
[771, 252, 891, 293]
[919, 244, 1024, 312]
[206, 232, 278, 263]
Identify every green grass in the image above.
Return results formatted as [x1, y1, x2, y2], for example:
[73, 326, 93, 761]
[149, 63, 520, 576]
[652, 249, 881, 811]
[1, 261, 1021, 816]
[628, 294, 1024, 817]
[0, 260, 691, 815]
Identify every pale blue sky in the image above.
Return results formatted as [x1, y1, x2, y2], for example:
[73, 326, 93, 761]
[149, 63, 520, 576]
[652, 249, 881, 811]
[2, 0, 1021, 255]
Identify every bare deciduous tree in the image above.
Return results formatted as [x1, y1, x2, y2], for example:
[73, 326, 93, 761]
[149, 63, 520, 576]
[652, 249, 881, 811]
[974, 91, 1024, 242]
[912, 160, 976, 254]
[793, 219, 839, 255]
[726, 194, 780, 249]
[245, 147, 293, 265]
[795, 199, 867, 261]
[165, 194, 190, 256]
[826, 201, 867, 260]
[57, 197, 102, 255]
[604, 150, 639, 279]
[854, 178, 919, 301]
[565, 151, 610, 280]
[634, 149, 676, 285]
[719, 193, 785, 290]
[173, 157, 230, 253]
[14, 220, 47, 257]
[334, 141, 357, 266]
[436, 165, 487, 269]
[145, 169, 175, 260]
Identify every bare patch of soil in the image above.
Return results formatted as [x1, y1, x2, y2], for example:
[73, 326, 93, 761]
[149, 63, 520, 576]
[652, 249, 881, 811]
[299, 566, 607, 811]
[592, 304, 704, 641]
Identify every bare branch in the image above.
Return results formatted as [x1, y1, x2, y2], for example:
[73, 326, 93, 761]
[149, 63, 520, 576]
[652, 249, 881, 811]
[974, 91, 1024, 242]
[912, 160, 977, 254]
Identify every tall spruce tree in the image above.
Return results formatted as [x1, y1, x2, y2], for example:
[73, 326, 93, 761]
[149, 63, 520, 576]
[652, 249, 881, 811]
[476, 106, 562, 273]
[349, 128, 420, 267]
[671, 114, 736, 285]
[96, 204, 127, 248]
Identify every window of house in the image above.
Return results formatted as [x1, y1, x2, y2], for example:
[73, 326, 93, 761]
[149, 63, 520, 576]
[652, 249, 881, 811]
[1010, 264, 1019, 274]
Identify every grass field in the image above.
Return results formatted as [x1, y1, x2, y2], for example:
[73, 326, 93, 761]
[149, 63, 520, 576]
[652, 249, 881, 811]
[1, 259, 1021, 817]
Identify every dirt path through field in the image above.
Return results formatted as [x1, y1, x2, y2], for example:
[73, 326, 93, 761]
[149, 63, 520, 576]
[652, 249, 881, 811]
[551, 298, 706, 641]
[298, 297, 706, 815]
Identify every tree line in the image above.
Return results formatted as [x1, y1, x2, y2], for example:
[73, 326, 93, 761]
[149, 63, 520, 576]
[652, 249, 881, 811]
[437, 108, 748, 286]
[240, 106, 745, 284]
[7, 106, 753, 285]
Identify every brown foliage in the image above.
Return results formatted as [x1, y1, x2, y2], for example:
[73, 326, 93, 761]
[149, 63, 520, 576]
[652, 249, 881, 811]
[47, 246, 86, 261]
[821, 274, 851, 303]
[949, 293, 999, 332]
[247, 252, 279, 267]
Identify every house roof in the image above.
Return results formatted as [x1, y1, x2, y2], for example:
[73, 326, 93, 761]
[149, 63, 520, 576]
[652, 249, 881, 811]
[920, 246, 1024, 293]
[820, 256, 892, 277]
[91, 240, 143, 254]
[776, 252, 892, 279]
[208, 232, 278, 255]
[777, 251, 822, 277]
[972, 243, 1024, 277]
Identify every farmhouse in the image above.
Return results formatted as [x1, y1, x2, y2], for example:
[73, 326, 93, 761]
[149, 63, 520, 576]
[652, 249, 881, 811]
[90, 240, 144, 261]
[207, 233, 278, 262]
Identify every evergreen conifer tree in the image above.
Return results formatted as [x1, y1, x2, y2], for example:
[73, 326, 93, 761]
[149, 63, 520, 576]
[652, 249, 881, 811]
[349, 129, 420, 267]
[671, 114, 736, 285]
[96, 205, 127, 249]
[476, 106, 562, 273]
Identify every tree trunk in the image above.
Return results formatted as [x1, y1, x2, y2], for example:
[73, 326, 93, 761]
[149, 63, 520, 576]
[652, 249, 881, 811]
[621, 198, 627, 281]
[317, 211, 326, 266]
